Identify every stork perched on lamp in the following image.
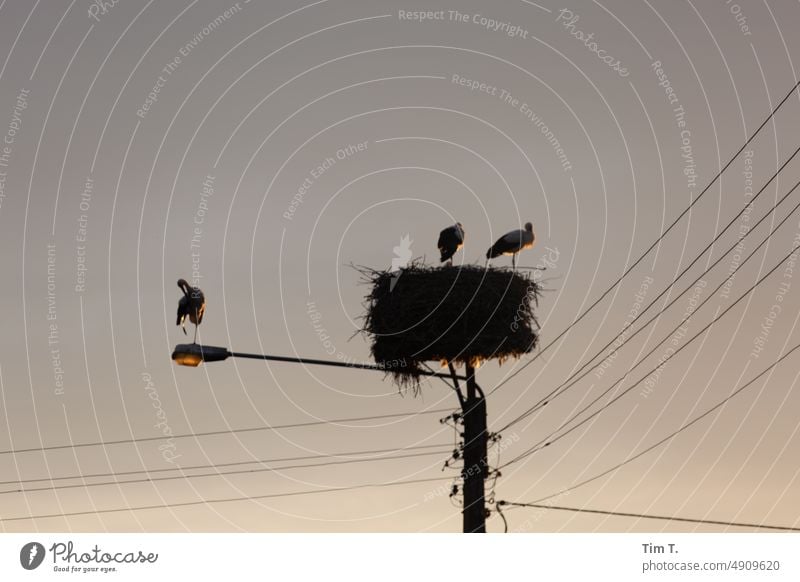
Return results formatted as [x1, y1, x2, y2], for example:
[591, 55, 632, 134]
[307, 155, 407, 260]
[486, 222, 535, 270]
[176, 278, 205, 343]
[437, 222, 465, 265]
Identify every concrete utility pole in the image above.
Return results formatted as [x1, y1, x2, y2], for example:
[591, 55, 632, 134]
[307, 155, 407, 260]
[461, 363, 488, 533]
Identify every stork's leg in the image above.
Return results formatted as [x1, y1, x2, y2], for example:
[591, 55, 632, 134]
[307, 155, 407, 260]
[512, 254, 517, 270]
[193, 324, 198, 344]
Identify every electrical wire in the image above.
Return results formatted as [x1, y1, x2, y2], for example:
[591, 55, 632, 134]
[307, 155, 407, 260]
[0, 476, 450, 523]
[489, 80, 800, 397]
[0, 448, 452, 496]
[495, 500, 509, 533]
[496, 501, 800, 531]
[0, 408, 450, 457]
[501, 186, 800, 444]
[0, 443, 451, 487]
[499, 241, 800, 468]
[520, 340, 800, 503]
[495, 174, 800, 434]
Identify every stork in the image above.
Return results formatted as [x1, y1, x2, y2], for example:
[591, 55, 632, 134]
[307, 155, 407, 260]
[486, 222, 535, 270]
[176, 278, 205, 343]
[437, 222, 465, 266]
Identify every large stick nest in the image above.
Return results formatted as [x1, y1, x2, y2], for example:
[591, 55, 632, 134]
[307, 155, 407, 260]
[360, 262, 540, 390]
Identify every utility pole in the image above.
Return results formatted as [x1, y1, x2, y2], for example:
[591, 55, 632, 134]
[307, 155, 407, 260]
[176, 343, 485, 532]
[461, 363, 488, 533]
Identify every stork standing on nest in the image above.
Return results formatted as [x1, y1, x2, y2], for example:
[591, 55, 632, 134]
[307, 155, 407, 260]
[437, 222, 465, 266]
[486, 222, 535, 270]
[176, 278, 205, 343]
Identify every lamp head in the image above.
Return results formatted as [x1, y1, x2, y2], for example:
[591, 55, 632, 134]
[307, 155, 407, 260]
[172, 344, 231, 366]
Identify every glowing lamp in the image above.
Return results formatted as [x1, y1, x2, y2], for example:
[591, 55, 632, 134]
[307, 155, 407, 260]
[171, 344, 231, 367]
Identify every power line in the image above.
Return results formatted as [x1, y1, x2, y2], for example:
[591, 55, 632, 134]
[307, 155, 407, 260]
[0, 475, 449, 523]
[523, 340, 800, 503]
[0, 448, 452, 496]
[499, 241, 800, 468]
[528, 234, 800, 455]
[495, 174, 800, 435]
[496, 501, 800, 532]
[500, 242, 799, 467]
[493, 144, 799, 402]
[0, 408, 451, 457]
[0, 443, 451, 487]
[489, 80, 800, 396]
[495, 163, 800, 429]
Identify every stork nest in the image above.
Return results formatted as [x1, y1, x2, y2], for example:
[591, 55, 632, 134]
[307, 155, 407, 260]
[359, 262, 540, 391]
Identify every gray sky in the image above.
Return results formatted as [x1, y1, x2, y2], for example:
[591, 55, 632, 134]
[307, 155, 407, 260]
[0, 0, 799, 532]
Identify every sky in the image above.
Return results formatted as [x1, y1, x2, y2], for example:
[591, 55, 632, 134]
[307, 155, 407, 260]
[0, 0, 799, 533]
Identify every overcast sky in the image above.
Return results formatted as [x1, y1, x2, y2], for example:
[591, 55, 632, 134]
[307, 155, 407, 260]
[0, 0, 798, 533]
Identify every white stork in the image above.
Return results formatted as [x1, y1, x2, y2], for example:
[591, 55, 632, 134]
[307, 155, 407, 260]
[176, 278, 205, 343]
[437, 222, 465, 265]
[486, 222, 535, 269]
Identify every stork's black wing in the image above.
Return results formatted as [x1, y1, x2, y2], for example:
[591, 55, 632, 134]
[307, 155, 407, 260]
[177, 295, 189, 332]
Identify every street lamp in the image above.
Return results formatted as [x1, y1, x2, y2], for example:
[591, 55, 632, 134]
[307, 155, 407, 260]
[172, 343, 464, 380]
[171, 344, 231, 367]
